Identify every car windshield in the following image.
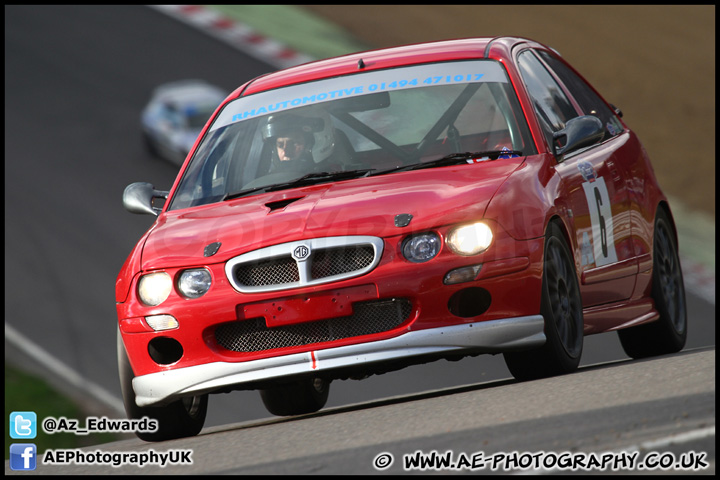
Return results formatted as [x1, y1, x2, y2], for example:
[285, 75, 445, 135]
[169, 60, 536, 211]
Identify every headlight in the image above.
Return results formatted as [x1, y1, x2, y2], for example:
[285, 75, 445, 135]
[447, 222, 493, 255]
[138, 272, 172, 306]
[177, 268, 212, 299]
[402, 232, 441, 263]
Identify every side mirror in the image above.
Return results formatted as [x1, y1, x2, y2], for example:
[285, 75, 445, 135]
[553, 115, 604, 159]
[123, 182, 168, 216]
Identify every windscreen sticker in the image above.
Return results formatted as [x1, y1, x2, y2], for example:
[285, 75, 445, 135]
[606, 122, 617, 136]
[466, 157, 491, 163]
[497, 146, 520, 158]
[211, 60, 508, 132]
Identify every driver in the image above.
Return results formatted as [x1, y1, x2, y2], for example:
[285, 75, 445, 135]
[262, 113, 319, 173]
[275, 130, 308, 163]
[262, 109, 348, 173]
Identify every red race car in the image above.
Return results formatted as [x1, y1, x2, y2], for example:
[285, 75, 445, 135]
[117, 37, 686, 441]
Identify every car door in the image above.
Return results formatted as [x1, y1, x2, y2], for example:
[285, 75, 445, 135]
[517, 48, 636, 306]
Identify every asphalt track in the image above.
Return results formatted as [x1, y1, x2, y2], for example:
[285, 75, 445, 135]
[4, 5, 715, 475]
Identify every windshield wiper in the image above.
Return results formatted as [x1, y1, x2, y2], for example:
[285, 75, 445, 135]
[223, 185, 277, 201]
[223, 169, 374, 201]
[265, 169, 374, 191]
[368, 150, 523, 177]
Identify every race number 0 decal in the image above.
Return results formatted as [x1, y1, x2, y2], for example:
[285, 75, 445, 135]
[582, 177, 618, 267]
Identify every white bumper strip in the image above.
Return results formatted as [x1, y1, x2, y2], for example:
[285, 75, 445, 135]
[133, 315, 545, 407]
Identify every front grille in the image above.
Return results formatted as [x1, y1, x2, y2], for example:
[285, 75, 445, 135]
[235, 256, 299, 287]
[310, 245, 375, 279]
[214, 298, 412, 353]
[234, 245, 374, 288]
[225, 236, 384, 293]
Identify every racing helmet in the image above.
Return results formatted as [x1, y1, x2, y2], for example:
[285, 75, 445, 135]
[262, 113, 316, 148]
[261, 108, 335, 163]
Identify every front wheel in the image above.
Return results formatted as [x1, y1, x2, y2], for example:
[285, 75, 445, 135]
[504, 222, 584, 380]
[117, 330, 207, 441]
[260, 377, 330, 416]
[618, 208, 687, 358]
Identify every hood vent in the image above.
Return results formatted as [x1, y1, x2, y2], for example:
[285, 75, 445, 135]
[265, 197, 303, 212]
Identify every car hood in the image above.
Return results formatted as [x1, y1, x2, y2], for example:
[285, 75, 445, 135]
[140, 159, 524, 269]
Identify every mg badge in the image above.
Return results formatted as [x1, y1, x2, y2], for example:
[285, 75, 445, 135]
[292, 244, 311, 261]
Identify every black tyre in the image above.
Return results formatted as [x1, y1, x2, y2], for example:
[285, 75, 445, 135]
[260, 377, 330, 416]
[117, 330, 207, 441]
[618, 208, 687, 358]
[504, 222, 584, 380]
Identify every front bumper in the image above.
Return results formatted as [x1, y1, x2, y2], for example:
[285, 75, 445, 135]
[132, 314, 544, 406]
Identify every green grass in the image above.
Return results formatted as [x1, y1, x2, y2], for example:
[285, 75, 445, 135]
[5, 364, 121, 459]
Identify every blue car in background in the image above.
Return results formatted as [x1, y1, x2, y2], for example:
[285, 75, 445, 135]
[141, 80, 227, 166]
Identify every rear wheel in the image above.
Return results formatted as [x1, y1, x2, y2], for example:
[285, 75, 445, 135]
[117, 330, 207, 441]
[260, 377, 330, 416]
[504, 222, 584, 380]
[618, 208, 687, 358]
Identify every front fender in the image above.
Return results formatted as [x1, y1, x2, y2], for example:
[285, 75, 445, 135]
[115, 232, 151, 304]
[484, 155, 560, 240]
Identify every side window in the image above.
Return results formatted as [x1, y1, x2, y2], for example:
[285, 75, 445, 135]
[517, 50, 578, 149]
[537, 50, 624, 140]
